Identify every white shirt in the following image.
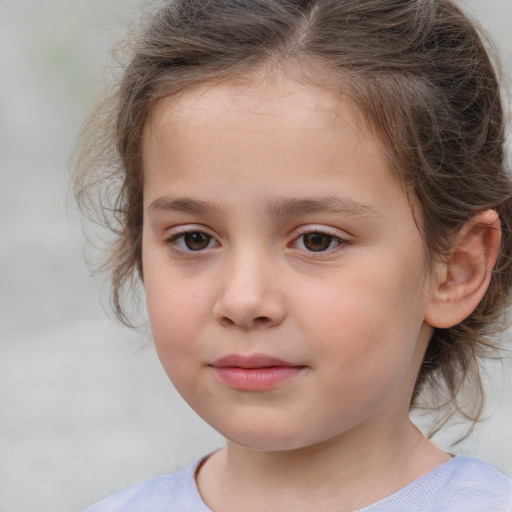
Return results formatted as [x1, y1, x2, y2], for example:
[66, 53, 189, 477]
[84, 456, 512, 512]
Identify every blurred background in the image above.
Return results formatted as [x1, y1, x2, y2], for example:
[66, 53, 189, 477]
[0, 1, 511, 511]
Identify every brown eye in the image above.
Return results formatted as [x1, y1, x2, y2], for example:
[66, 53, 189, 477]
[301, 232, 335, 252]
[166, 229, 218, 253]
[183, 232, 212, 251]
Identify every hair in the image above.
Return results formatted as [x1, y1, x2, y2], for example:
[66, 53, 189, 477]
[74, 0, 512, 430]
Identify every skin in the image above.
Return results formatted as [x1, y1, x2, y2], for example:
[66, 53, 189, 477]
[141, 73, 462, 511]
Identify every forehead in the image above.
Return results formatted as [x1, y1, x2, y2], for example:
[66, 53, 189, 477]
[145, 72, 368, 148]
[142, 74, 411, 220]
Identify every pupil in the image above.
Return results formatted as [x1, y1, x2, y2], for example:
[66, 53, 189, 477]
[304, 233, 331, 252]
[184, 232, 210, 250]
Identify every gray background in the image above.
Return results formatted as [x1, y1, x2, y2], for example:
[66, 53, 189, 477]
[0, 1, 511, 511]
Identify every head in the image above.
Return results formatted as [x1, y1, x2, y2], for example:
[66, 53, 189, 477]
[74, 0, 512, 432]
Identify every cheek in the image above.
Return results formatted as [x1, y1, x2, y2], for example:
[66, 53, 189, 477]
[298, 270, 427, 430]
[143, 242, 204, 333]
[297, 256, 428, 368]
[143, 258, 208, 379]
[146, 283, 208, 403]
[146, 283, 202, 346]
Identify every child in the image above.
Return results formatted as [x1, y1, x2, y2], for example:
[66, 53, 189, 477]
[75, 0, 512, 510]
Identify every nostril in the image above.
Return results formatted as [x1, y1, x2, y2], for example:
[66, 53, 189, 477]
[219, 316, 236, 327]
[218, 315, 271, 329]
[254, 316, 270, 324]
[212, 292, 286, 329]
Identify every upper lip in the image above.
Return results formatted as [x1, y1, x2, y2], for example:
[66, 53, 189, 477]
[210, 354, 302, 369]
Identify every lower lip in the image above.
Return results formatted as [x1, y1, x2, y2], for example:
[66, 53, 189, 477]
[212, 366, 305, 391]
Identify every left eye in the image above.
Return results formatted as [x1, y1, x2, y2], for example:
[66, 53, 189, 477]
[294, 232, 342, 252]
[168, 231, 217, 251]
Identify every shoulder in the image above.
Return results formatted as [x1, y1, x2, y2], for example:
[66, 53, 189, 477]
[365, 456, 512, 512]
[436, 456, 512, 511]
[83, 459, 211, 512]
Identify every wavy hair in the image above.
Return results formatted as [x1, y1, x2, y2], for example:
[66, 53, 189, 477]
[73, 0, 512, 429]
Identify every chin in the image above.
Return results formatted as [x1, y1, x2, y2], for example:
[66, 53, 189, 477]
[229, 436, 304, 452]
[218, 423, 316, 452]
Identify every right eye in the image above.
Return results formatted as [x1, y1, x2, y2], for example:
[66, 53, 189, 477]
[166, 231, 218, 252]
[296, 232, 341, 252]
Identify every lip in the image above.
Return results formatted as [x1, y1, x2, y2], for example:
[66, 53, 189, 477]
[209, 354, 306, 391]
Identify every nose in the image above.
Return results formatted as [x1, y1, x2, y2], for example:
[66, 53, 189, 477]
[212, 250, 286, 330]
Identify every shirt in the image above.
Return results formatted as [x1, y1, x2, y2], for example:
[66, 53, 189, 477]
[84, 455, 512, 512]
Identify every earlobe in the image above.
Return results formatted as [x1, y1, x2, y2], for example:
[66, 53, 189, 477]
[425, 210, 501, 329]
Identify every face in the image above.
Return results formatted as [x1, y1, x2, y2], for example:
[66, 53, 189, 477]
[142, 73, 435, 451]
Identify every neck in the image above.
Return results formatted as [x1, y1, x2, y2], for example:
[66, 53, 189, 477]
[196, 417, 449, 512]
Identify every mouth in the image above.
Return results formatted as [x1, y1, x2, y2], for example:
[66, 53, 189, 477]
[209, 354, 307, 391]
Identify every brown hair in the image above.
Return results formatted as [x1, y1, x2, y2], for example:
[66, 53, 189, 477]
[74, 0, 512, 429]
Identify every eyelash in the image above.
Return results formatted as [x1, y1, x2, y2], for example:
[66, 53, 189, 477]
[290, 227, 349, 255]
[165, 229, 218, 253]
[164, 226, 349, 255]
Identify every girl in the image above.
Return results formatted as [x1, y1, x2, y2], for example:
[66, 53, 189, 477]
[75, 0, 512, 510]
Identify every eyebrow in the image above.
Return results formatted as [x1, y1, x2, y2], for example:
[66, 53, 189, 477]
[267, 196, 382, 219]
[148, 197, 220, 216]
[148, 195, 381, 219]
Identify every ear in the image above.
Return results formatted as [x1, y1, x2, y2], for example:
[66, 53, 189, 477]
[425, 210, 501, 329]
